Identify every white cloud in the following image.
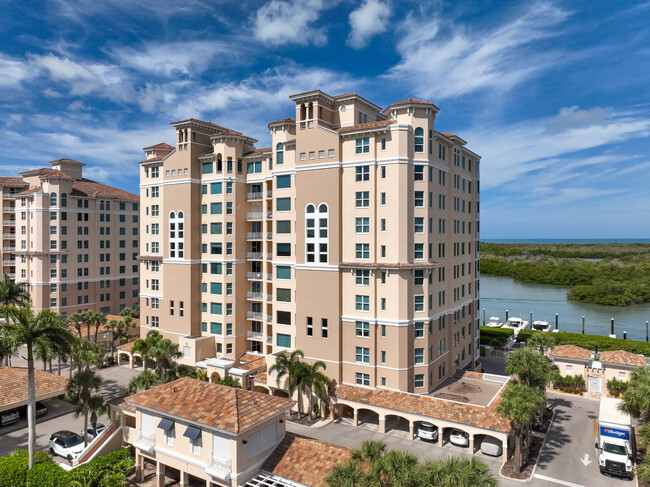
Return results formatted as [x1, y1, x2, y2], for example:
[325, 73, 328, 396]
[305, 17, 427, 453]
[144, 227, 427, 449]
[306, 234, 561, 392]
[347, 0, 391, 49]
[254, 0, 328, 46]
[0, 55, 30, 87]
[386, 3, 570, 99]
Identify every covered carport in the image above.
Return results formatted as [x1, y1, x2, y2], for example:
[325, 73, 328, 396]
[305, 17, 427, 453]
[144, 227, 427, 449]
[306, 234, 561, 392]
[0, 367, 69, 418]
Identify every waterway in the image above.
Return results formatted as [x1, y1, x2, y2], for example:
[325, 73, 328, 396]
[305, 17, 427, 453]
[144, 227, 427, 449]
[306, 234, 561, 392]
[480, 275, 650, 341]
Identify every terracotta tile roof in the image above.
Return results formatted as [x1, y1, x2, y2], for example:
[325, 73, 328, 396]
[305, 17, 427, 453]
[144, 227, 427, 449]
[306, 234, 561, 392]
[440, 132, 457, 138]
[268, 117, 295, 125]
[599, 350, 646, 367]
[252, 372, 267, 384]
[333, 383, 511, 433]
[70, 179, 138, 201]
[236, 355, 267, 372]
[336, 120, 395, 134]
[262, 433, 350, 486]
[108, 395, 136, 413]
[143, 142, 174, 151]
[243, 148, 272, 157]
[388, 98, 437, 108]
[16, 186, 42, 196]
[125, 377, 293, 433]
[117, 340, 137, 352]
[139, 156, 165, 163]
[0, 177, 27, 186]
[549, 345, 592, 361]
[20, 168, 74, 179]
[0, 367, 69, 410]
[333, 93, 358, 99]
[170, 118, 233, 132]
[105, 314, 140, 326]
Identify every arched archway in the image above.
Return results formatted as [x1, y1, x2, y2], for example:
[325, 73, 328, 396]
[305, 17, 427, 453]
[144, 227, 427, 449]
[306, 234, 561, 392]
[253, 385, 270, 394]
[210, 372, 221, 383]
[475, 434, 503, 457]
[443, 427, 470, 448]
[384, 414, 410, 438]
[272, 389, 289, 398]
[356, 408, 379, 430]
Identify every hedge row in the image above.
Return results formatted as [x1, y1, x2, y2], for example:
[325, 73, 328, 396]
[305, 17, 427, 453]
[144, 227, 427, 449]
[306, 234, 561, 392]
[479, 326, 514, 347]
[0, 448, 133, 487]
[517, 329, 650, 356]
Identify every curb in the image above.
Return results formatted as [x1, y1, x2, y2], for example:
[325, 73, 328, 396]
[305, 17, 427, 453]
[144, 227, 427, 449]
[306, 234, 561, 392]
[499, 408, 557, 483]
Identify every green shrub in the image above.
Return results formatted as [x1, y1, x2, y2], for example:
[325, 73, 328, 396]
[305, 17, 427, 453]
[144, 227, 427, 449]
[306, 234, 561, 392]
[479, 326, 514, 347]
[517, 329, 650, 357]
[607, 377, 629, 397]
[553, 374, 586, 390]
[26, 462, 70, 487]
[0, 450, 53, 487]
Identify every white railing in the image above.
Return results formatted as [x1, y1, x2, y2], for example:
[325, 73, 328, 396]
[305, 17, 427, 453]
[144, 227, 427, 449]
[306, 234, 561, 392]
[246, 192, 263, 201]
[246, 212, 263, 220]
[3, 234, 16, 239]
[265, 253, 272, 260]
[266, 211, 273, 219]
[265, 233, 273, 240]
[266, 274, 273, 281]
[246, 331, 262, 339]
[206, 454, 231, 478]
[266, 336, 272, 344]
[133, 430, 155, 452]
[246, 311, 263, 320]
[2, 260, 15, 265]
[2, 220, 15, 225]
[246, 291, 263, 300]
[246, 272, 262, 280]
[2, 247, 15, 252]
[483, 373, 509, 383]
[246, 232, 262, 240]
[266, 315, 273, 323]
[266, 294, 273, 302]
[266, 190, 273, 198]
[246, 252, 263, 259]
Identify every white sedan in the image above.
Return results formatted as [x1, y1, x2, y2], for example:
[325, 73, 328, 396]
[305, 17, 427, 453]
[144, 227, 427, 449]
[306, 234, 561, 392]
[449, 429, 470, 447]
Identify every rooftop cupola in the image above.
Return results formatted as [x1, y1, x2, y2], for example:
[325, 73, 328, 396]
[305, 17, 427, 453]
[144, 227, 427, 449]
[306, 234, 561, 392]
[49, 158, 85, 180]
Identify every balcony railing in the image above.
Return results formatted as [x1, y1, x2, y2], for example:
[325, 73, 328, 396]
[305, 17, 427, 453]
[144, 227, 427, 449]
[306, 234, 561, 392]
[266, 253, 272, 260]
[246, 252, 263, 260]
[206, 454, 231, 480]
[266, 315, 273, 323]
[266, 294, 273, 302]
[265, 232, 273, 240]
[266, 190, 273, 199]
[246, 311, 263, 320]
[266, 336, 272, 344]
[246, 291, 263, 300]
[266, 274, 273, 281]
[246, 272, 263, 280]
[266, 211, 273, 219]
[2, 260, 16, 266]
[2, 247, 16, 252]
[246, 232, 262, 240]
[3, 234, 16, 239]
[246, 192, 263, 201]
[2, 220, 15, 226]
[246, 331, 263, 339]
[133, 430, 155, 453]
[246, 212, 263, 220]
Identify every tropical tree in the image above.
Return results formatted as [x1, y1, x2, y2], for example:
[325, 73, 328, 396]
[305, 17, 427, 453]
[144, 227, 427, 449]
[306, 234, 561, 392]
[66, 366, 103, 447]
[496, 382, 546, 474]
[68, 337, 104, 379]
[86, 394, 110, 438]
[349, 439, 386, 477]
[34, 338, 54, 372]
[193, 368, 208, 381]
[0, 304, 74, 468]
[269, 350, 306, 417]
[419, 456, 497, 487]
[299, 360, 331, 420]
[505, 347, 556, 390]
[87, 311, 107, 344]
[150, 337, 181, 382]
[105, 308, 136, 362]
[68, 312, 86, 338]
[323, 459, 366, 487]
[526, 332, 558, 354]
[618, 366, 650, 421]
[128, 369, 160, 393]
[217, 376, 242, 388]
[0, 274, 29, 365]
[377, 449, 419, 487]
[131, 330, 161, 370]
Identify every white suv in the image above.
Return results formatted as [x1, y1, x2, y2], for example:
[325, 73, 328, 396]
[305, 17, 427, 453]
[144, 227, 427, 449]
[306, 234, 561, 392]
[49, 431, 85, 461]
[417, 422, 438, 441]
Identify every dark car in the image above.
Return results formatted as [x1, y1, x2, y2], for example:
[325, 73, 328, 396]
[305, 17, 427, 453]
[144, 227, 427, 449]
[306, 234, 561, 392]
[19, 401, 48, 418]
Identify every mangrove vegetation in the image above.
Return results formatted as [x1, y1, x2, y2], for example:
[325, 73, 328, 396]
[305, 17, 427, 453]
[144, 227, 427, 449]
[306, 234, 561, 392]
[480, 243, 650, 306]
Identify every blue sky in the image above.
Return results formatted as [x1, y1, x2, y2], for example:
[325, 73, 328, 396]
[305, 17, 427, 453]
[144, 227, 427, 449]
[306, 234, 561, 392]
[1, 0, 649, 238]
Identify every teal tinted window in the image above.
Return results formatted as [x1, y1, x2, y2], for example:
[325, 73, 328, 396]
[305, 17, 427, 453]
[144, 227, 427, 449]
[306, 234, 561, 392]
[210, 303, 222, 314]
[277, 266, 291, 279]
[210, 283, 222, 294]
[210, 322, 222, 335]
[211, 183, 222, 194]
[277, 175, 291, 189]
[202, 162, 213, 174]
[277, 333, 291, 348]
[277, 198, 291, 211]
[277, 243, 291, 256]
[210, 263, 222, 274]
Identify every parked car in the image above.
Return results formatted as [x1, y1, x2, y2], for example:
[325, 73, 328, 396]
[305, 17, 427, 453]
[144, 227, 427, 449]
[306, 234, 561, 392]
[80, 423, 106, 441]
[49, 431, 85, 461]
[19, 402, 48, 418]
[0, 409, 20, 426]
[480, 436, 503, 456]
[449, 429, 470, 447]
[417, 422, 439, 441]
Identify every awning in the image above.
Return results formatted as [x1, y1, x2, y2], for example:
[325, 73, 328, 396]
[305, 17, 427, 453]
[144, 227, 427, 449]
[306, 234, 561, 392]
[183, 425, 202, 440]
[157, 418, 174, 431]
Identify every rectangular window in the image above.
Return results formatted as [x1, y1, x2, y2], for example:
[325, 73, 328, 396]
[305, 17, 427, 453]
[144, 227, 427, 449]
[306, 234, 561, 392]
[277, 243, 291, 257]
[277, 266, 291, 279]
[414, 217, 424, 233]
[414, 374, 425, 388]
[276, 175, 291, 189]
[321, 318, 328, 338]
[414, 166, 424, 181]
[355, 217, 369, 233]
[414, 191, 424, 207]
[306, 317, 313, 336]
[356, 347, 370, 363]
[355, 165, 370, 181]
[381, 138, 386, 151]
[355, 269, 370, 285]
[414, 295, 424, 312]
[355, 243, 370, 259]
[276, 288, 291, 302]
[356, 373, 370, 386]
[355, 295, 370, 311]
[210, 322, 222, 335]
[415, 322, 424, 338]
[277, 333, 291, 348]
[415, 348, 424, 364]
[355, 321, 370, 337]
[211, 182, 222, 194]
[414, 243, 424, 260]
[355, 191, 369, 207]
[414, 269, 424, 285]
[355, 137, 370, 154]
[277, 198, 291, 211]
[210, 202, 222, 214]
[276, 220, 291, 234]
[202, 162, 213, 174]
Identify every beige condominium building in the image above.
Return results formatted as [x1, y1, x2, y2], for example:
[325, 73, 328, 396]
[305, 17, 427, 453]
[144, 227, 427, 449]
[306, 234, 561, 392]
[5, 158, 139, 318]
[139, 90, 480, 394]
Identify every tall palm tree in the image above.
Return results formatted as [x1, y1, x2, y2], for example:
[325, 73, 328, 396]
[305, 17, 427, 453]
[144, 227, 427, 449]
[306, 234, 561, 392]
[496, 382, 546, 474]
[86, 394, 110, 438]
[0, 304, 73, 468]
[87, 311, 107, 344]
[66, 366, 103, 447]
[68, 312, 86, 338]
[68, 337, 104, 378]
[618, 366, 650, 421]
[34, 338, 54, 372]
[300, 360, 330, 420]
[128, 369, 159, 393]
[505, 347, 556, 390]
[131, 330, 161, 370]
[150, 338, 181, 382]
[0, 274, 29, 366]
[269, 350, 305, 416]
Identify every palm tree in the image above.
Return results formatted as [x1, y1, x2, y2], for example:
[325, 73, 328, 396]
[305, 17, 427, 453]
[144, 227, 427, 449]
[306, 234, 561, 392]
[68, 312, 86, 338]
[150, 338, 181, 382]
[324, 459, 366, 487]
[0, 304, 73, 468]
[128, 369, 159, 393]
[68, 337, 104, 379]
[505, 347, 556, 390]
[496, 382, 546, 474]
[0, 274, 29, 366]
[349, 439, 386, 476]
[193, 368, 208, 381]
[419, 457, 497, 487]
[87, 311, 107, 344]
[34, 338, 54, 372]
[66, 366, 103, 447]
[525, 332, 558, 354]
[300, 360, 331, 420]
[217, 376, 242, 388]
[269, 350, 306, 416]
[86, 394, 110, 438]
[131, 330, 161, 370]
[377, 449, 419, 487]
[619, 366, 650, 421]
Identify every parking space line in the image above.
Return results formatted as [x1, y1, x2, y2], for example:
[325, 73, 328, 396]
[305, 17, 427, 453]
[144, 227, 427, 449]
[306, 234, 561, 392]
[533, 473, 589, 487]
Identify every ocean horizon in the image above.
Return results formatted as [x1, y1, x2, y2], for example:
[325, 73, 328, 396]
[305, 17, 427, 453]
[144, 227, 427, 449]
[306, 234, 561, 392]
[482, 238, 650, 244]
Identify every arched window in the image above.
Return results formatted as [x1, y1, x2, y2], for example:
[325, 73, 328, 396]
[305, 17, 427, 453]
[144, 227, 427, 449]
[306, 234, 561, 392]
[306, 203, 328, 264]
[276, 142, 284, 165]
[61, 193, 67, 207]
[428, 130, 433, 154]
[169, 211, 184, 259]
[100, 200, 105, 211]
[106, 200, 110, 211]
[414, 127, 424, 153]
[50, 193, 57, 207]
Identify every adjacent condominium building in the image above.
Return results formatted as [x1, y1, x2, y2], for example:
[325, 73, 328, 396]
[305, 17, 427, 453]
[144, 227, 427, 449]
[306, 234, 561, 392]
[7, 158, 139, 317]
[139, 90, 480, 394]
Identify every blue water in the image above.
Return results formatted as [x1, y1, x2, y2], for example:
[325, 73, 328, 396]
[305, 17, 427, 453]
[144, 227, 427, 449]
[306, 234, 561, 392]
[482, 238, 650, 244]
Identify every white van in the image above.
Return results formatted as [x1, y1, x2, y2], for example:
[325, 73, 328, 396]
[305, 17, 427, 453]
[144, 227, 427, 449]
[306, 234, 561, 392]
[417, 422, 438, 441]
[480, 436, 503, 456]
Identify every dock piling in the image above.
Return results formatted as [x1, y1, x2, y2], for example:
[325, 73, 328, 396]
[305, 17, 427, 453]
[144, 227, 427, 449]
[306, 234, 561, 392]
[582, 316, 585, 334]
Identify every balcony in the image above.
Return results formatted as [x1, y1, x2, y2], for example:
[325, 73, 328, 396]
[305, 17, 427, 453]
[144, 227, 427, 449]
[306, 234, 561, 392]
[246, 232, 262, 240]
[266, 315, 273, 323]
[266, 336, 272, 344]
[246, 291, 263, 300]
[266, 190, 273, 199]
[246, 272, 263, 280]
[265, 232, 273, 240]
[2, 206, 16, 212]
[133, 430, 155, 453]
[266, 274, 273, 282]
[206, 454, 231, 481]
[2, 220, 15, 226]
[246, 311, 263, 320]
[266, 294, 273, 302]
[3, 234, 16, 239]
[246, 192, 263, 201]
[6, 273, 15, 279]
[246, 212, 263, 220]
[2, 260, 16, 266]
[246, 252, 263, 260]
[266, 211, 273, 219]
[246, 331, 263, 339]
[266, 253, 272, 260]
[2, 247, 16, 252]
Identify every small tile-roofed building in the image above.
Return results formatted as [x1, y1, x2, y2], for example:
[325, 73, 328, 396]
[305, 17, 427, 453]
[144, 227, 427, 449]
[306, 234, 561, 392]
[0, 367, 68, 413]
[549, 345, 647, 396]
